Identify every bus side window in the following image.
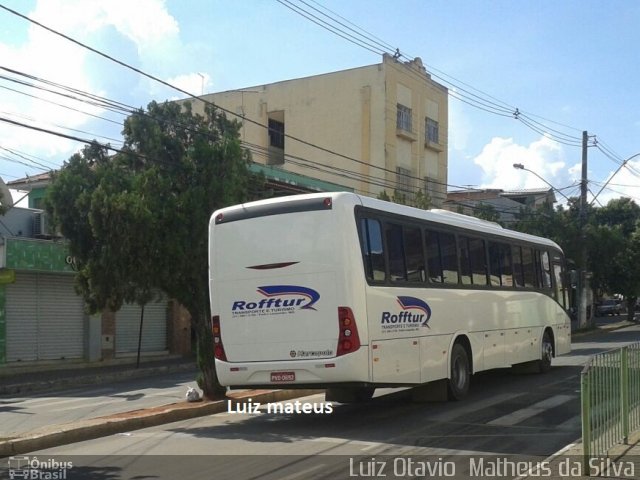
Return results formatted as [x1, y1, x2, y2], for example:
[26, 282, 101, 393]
[460, 236, 486, 286]
[425, 229, 443, 283]
[459, 236, 472, 285]
[489, 242, 513, 287]
[540, 250, 552, 289]
[440, 232, 459, 284]
[512, 245, 525, 288]
[553, 263, 567, 307]
[404, 226, 425, 283]
[469, 238, 488, 286]
[360, 218, 385, 282]
[386, 223, 407, 282]
[522, 247, 536, 288]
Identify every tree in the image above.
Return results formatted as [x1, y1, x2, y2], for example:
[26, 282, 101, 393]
[589, 198, 640, 320]
[513, 197, 640, 321]
[377, 188, 432, 210]
[46, 101, 263, 398]
[472, 203, 500, 223]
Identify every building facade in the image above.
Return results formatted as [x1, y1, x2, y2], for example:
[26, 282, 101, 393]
[0, 198, 191, 367]
[193, 54, 449, 206]
[444, 188, 557, 224]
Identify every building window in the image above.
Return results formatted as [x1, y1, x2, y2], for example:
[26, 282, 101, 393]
[426, 117, 439, 144]
[396, 104, 412, 132]
[424, 176, 438, 198]
[268, 118, 285, 149]
[396, 167, 413, 197]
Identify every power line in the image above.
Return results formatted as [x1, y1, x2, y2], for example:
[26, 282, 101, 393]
[279, 0, 585, 146]
[2, 2, 633, 208]
[0, 4, 455, 198]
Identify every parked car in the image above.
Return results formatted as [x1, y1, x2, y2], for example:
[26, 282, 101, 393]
[596, 299, 622, 316]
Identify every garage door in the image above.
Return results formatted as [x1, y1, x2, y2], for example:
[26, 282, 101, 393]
[115, 299, 168, 355]
[6, 272, 85, 362]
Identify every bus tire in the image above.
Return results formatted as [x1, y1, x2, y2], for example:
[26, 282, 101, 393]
[538, 330, 553, 373]
[448, 343, 470, 401]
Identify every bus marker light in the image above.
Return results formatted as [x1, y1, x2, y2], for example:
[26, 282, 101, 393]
[323, 197, 332, 207]
[324, 363, 335, 368]
[212, 315, 227, 361]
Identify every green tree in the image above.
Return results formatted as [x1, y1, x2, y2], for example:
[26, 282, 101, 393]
[589, 198, 640, 319]
[472, 203, 500, 223]
[47, 101, 262, 398]
[377, 189, 432, 210]
[513, 196, 640, 320]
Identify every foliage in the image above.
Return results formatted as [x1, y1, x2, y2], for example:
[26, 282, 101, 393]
[377, 188, 432, 210]
[46, 101, 263, 398]
[471, 203, 500, 223]
[513, 196, 640, 319]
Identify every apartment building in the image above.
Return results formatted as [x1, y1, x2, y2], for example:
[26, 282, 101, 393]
[193, 53, 449, 206]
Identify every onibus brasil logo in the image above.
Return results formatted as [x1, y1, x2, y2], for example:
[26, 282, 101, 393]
[381, 296, 432, 331]
[232, 285, 320, 316]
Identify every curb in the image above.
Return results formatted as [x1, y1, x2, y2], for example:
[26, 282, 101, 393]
[0, 389, 321, 457]
[571, 320, 636, 338]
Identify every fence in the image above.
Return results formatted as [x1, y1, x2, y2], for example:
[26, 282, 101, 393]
[581, 342, 640, 473]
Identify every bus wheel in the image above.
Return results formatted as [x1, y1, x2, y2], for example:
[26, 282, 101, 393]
[448, 344, 470, 401]
[538, 331, 553, 373]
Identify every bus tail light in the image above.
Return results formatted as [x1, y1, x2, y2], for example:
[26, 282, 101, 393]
[337, 307, 361, 356]
[212, 315, 227, 361]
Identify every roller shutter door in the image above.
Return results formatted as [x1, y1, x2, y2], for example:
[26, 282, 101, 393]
[6, 272, 85, 362]
[115, 299, 167, 355]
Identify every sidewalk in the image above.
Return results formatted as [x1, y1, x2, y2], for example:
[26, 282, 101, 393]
[518, 432, 640, 479]
[0, 355, 198, 396]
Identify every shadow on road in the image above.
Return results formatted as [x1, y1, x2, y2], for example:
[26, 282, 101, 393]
[167, 365, 584, 457]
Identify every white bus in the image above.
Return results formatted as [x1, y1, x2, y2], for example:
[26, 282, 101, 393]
[208, 192, 571, 401]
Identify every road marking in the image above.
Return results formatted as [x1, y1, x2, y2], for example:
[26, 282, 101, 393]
[487, 394, 575, 426]
[429, 392, 523, 422]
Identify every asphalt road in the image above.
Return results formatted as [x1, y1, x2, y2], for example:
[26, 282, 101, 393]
[16, 324, 639, 480]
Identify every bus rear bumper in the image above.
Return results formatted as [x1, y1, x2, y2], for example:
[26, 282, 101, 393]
[216, 347, 370, 387]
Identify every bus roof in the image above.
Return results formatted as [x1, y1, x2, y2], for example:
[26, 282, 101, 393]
[212, 192, 563, 252]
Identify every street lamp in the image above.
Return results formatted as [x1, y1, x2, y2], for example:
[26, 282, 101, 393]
[512, 163, 570, 201]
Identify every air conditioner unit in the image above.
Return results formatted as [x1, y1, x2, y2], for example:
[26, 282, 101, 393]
[33, 212, 50, 237]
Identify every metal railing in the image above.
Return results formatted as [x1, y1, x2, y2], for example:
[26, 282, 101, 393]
[581, 342, 640, 473]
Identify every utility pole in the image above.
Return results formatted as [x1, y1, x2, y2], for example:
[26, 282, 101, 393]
[578, 130, 589, 329]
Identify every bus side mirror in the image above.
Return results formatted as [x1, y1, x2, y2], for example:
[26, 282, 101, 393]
[562, 270, 579, 288]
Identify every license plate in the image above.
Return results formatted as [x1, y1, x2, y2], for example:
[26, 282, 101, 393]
[270, 371, 295, 382]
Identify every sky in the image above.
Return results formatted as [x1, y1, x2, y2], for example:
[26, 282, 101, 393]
[0, 0, 639, 207]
